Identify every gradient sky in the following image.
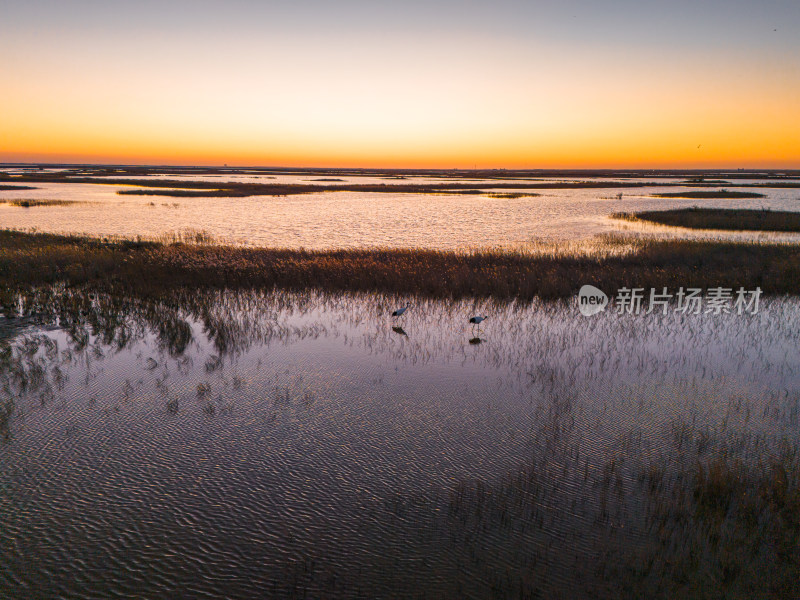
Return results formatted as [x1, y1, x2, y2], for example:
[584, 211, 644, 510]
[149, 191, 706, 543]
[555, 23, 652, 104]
[2, 0, 799, 168]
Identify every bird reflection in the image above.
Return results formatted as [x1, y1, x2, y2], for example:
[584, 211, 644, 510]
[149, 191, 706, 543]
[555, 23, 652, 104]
[392, 326, 408, 337]
[469, 337, 484, 345]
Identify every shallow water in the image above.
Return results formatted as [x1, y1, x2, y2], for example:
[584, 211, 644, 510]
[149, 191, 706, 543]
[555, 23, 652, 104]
[1, 173, 799, 248]
[1, 289, 798, 598]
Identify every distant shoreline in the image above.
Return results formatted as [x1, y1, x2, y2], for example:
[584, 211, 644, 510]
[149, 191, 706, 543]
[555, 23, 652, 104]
[3, 166, 798, 197]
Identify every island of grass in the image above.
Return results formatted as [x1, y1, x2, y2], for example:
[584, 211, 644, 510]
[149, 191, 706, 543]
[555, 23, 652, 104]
[0, 185, 38, 191]
[614, 208, 800, 232]
[649, 190, 766, 199]
[486, 192, 540, 199]
[110, 181, 648, 198]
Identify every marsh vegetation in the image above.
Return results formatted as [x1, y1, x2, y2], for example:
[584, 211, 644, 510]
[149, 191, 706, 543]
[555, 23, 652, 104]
[486, 192, 541, 198]
[0, 185, 38, 191]
[1, 199, 80, 208]
[650, 190, 767, 199]
[3, 229, 800, 301]
[111, 181, 647, 198]
[614, 208, 800, 232]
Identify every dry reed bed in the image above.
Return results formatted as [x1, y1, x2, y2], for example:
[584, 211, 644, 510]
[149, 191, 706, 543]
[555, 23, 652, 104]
[2, 229, 800, 301]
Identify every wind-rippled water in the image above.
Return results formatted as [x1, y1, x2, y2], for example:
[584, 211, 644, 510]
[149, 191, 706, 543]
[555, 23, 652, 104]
[1, 173, 800, 248]
[1, 289, 799, 598]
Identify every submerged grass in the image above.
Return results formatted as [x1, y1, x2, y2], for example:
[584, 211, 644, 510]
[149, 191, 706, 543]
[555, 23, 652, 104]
[1, 199, 80, 208]
[445, 438, 800, 598]
[614, 208, 800, 232]
[1, 283, 799, 596]
[2, 229, 800, 301]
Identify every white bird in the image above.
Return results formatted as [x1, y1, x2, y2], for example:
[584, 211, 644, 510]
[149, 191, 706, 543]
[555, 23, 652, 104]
[392, 304, 411, 317]
[469, 315, 488, 325]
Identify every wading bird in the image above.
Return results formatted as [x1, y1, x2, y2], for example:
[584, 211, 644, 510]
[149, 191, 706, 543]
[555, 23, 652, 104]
[392, 304, 411, 318]
[469, 315, 488, 325]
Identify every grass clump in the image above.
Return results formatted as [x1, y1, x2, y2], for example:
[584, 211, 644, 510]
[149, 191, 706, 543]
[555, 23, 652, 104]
[486, 192, 540, 199]
[613, 208, 800, 232]
[0, 399, 13, 441]
[1, 199, 79, 208]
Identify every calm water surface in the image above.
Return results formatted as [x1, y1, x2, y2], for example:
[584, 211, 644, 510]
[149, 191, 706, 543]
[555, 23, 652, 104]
[1, 174, 799, 248]
[1, 289, 798, 597]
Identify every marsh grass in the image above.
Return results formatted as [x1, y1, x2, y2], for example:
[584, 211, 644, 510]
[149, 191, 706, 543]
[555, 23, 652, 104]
[153, 229, 217, 245]
[650, 190, 766, 199]
[0, 185, 38, 191]
[2, 229, 800, 301]
[486, 192, 540, 198]
[443, 443, 800, 598]
[114, 182, 565, 198]
[1, 199, 80, 207]
[683, 178, 731, 184]
[0, 398, 12, 441]
[613, 208, 800, 232]
[119, 188, 239, 197]
[640, 448, 800, 597]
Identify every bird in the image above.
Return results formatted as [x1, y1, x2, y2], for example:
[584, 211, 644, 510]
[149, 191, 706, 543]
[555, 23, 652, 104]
[469, 315, 488, 325]
[392, 304, 410, 317]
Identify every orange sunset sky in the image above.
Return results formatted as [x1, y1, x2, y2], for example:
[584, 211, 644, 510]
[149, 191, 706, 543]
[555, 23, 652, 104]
[2, 1, 799, 168]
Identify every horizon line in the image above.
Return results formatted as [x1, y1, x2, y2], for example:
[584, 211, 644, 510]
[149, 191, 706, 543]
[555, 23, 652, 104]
[3, 162, 800, 173]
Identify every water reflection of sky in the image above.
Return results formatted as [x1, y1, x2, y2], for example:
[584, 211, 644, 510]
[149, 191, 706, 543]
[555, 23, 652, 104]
[1, 175, 800, 248]
[1, 289, 798, 596]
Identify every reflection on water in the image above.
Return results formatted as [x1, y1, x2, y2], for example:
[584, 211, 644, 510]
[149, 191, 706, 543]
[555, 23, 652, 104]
[1, 174, 800, 249]
[1, 288, 799, 598]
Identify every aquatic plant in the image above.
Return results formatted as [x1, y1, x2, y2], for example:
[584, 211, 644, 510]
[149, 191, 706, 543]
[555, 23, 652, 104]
[0, 199, 79, 207]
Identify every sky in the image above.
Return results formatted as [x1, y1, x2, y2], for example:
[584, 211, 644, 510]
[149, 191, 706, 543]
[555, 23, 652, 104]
[1, 0, 799, 168]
